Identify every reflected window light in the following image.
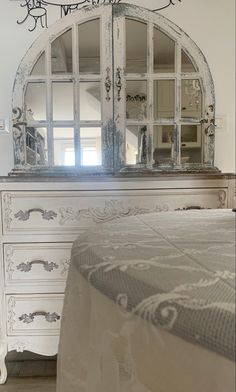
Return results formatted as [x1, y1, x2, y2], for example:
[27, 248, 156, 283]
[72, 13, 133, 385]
[82, 147, 99, 166]
[64, 148, 75, 166]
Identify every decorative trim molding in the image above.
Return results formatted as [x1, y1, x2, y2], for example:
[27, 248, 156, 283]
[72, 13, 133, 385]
[7, 297, 17, 334]
[59, 200, 169, 225]
[3, 193, 13, 231]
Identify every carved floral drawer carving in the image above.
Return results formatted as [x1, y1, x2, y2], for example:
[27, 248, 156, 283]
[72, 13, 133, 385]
[4, 243, 72, 286]
[6, 294, 64, 336]
[2, 189, 227, 235]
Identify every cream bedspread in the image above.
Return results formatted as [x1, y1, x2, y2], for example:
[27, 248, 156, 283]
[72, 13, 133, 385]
[57, 209, 235, 392]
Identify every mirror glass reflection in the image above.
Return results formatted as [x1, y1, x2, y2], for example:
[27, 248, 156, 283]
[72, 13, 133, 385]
[53, 128, 75, 166]
[154, 28, 175, 73]
[26, 127, 48, 166]
[25, 82, 46, 121]
[153, 125, 175, 165]
[126, 125, 148, 165]
[80, 127, 102, 166]
[181, 79, 202, 119]
[53, 82, 74, 121]
[181, 124, 202, 164]
[79, 19, 100, 74]
[181, 50, 196, 73]
[80, 82, 101, 121]
[154, 80, 175, 119]
[31, 52, 46, 76]
[126, 80, 147, 120]
[126, 19, 147, 73]
[51, 29, 72, 74]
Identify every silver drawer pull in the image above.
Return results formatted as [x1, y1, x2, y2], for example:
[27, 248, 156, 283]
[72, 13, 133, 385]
[19, 311, 60, 324]
[14, 208, 57, 221]
[105, 67, 112, 101]
[17, 260, 59, 273]
[116, 67, 122, 101]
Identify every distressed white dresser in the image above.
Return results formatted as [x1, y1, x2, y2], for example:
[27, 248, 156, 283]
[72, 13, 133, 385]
[0, 173, 235, 383]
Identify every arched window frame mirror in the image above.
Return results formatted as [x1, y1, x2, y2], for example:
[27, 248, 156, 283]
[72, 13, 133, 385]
[12, 3, 217, 175]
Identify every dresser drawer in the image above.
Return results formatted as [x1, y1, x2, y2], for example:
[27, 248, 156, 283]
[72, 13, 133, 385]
[2, 189, 227, 235]
[6, 294, 63, 336]
[4, 243, 72, 286]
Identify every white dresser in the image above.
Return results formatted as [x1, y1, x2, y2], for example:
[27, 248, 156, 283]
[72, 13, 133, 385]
[0, 173, 235, 383]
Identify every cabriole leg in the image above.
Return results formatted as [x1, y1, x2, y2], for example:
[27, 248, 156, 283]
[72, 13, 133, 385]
[0, 341, 7, 384]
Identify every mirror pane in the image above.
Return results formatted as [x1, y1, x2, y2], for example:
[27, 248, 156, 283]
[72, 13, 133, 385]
[154, 28, 175, 73]
[126, 19, 147, 73]
[181, 50, 197, 73]
[31, 52, 46, 76]
[80, 127, 102, 166]
[51, 29, 72, 74]
[53, 128, 75, 166]
[126, 81, 147, 120]
[181, 79, 202, 119]
[53, 82, 74, 121]
[80, 82, 101, 121]
[79, 19, 100, 74]
[25, 82, 46, 121]
[126, 125, 148, 165]
[181, 125, 202, 163]
[26, 127, 48, 166]
[154, 80, 175, 119]
[153, 125, 175, 165]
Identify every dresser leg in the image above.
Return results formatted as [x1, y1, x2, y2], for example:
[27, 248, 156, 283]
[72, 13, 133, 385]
[0, 341, 7, 384]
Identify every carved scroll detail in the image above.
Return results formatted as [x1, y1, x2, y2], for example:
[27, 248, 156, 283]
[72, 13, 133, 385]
[3, 193, 13, 230]
[59, 200, 169, 225]
[12, 107, 26, 166]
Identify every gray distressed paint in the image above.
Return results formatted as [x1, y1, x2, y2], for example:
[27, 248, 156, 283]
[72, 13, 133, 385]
[11, 3, 217, 176]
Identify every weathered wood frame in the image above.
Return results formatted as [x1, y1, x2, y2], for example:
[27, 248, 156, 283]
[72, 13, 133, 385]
[12, 3, 217, 175]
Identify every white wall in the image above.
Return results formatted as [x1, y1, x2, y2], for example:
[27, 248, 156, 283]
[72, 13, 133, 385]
[0, 0, 235, 175]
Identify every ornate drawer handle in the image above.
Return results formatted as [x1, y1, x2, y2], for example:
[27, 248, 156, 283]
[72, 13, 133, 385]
[19, 311, 60, 324]
[105, 67, 112, 101]
[14, 208, 57, 221]
[17, 260, 59, 272]
[116, 67, 122, 101]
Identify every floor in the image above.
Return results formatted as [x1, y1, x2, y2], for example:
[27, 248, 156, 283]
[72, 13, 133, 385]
[0, 352, 56, 391]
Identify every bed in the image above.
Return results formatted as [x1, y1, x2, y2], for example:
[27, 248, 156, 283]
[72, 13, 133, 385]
[57, 209, 235, 392]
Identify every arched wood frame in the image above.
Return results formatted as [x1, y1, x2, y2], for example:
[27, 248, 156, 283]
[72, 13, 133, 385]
[12, 3, 216, 174]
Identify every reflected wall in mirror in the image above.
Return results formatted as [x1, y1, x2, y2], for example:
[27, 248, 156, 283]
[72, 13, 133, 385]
[181, 50, 197, 73]
[154, 28, 175, 73]
[126, 19, 147, 74]
[153, 125, 175, 165]
[31, 52, 46, 76]
[180, 124, 202, 164]
[80, 127, 101, 166]
[26, 127, 48, 166]
[126, 80, 147, 120]
[53, 128, 75, 166]
[154, 80, 175, 119]
[25, 83, 46, 121]
[53, 82, 74, 121]
[126, 125, 148, 165]
[80, 82, 101, 121]
[181, 79, 202, 118]
[79, 19, 100, 74]
[51, 29, 72, 74]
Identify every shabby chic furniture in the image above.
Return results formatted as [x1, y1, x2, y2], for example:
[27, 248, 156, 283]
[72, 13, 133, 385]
[0, 174, 235, 383]
[0, 2, 235, 385]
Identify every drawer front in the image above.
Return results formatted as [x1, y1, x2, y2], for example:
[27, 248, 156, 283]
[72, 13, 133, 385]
[7, 294, 63, 336]
[4, 243, 72, 285]
[2, 189, 228, 235]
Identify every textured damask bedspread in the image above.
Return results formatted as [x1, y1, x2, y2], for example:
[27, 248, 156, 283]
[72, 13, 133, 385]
[71, 209, 235, 362]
